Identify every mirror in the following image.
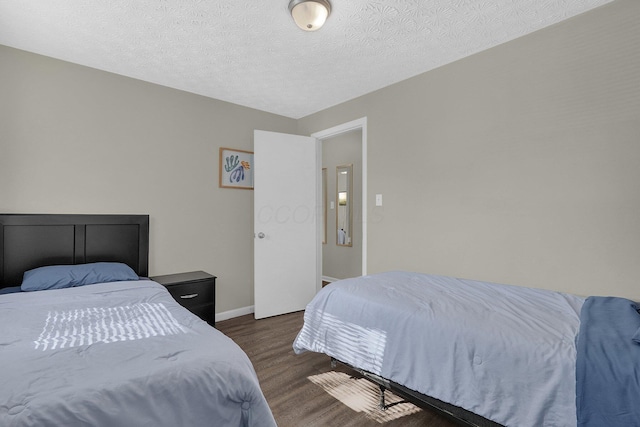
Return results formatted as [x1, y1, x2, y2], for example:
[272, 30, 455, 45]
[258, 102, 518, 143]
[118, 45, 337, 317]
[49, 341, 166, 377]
[322, 168, 327, 244]
[336, 164, 353, 247]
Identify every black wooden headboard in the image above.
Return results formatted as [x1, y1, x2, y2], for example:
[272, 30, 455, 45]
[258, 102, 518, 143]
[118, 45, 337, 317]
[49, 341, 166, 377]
[0, 214, 149, 288]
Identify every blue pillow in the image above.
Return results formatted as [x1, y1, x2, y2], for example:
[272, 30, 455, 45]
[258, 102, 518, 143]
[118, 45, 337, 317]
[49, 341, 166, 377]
[21, 262, 139, 292]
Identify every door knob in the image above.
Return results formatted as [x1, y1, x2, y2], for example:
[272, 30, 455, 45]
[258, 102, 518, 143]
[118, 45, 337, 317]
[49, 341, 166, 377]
[257, 232, 265, 239]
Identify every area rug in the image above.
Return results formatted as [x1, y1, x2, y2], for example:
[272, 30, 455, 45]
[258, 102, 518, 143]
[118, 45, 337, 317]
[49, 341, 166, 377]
[308, 371, 421, 423]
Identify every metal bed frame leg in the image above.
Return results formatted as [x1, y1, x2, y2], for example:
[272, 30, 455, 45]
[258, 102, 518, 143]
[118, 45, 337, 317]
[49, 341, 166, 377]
[330, 358, 407, 412]
[377, 384, 408, 411]
[378, 384, 388, 410]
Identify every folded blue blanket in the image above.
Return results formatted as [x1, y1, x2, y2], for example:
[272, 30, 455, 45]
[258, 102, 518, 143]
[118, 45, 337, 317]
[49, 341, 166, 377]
[576, 296, 640, 426]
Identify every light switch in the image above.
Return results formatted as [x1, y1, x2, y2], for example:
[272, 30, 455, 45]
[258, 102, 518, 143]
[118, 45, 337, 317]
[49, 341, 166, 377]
[330, 201, 335, 209]
[375, 194, 383, 206]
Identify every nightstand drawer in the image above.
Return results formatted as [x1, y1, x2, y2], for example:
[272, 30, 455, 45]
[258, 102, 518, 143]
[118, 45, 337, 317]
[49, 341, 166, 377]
[165, 281, 213, 308]
[187, 303, 214, 325]
[150, 271, 217, 327]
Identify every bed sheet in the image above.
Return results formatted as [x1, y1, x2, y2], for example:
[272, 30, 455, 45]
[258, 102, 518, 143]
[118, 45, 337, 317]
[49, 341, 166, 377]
[293, 271, 585, 427]
[0, 280, 276, 427]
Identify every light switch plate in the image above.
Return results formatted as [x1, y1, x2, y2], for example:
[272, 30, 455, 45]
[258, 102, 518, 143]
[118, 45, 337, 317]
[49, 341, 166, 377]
[375, 194, 383, 206]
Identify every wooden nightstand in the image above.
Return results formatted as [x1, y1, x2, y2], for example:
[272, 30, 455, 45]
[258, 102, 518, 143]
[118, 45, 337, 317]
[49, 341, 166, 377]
[151, 271, 216, 327]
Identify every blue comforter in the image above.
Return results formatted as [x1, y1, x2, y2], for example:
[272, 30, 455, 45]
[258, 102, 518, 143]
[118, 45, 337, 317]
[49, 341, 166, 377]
[0, 280, 276, 427]
[576, 296, 640, 427]
[294, 271, 585, 426]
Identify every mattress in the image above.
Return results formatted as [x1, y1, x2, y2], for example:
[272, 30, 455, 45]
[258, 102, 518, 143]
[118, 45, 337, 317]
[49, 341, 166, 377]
[0, 280, 276, 427]
[293, 271, 585, 427]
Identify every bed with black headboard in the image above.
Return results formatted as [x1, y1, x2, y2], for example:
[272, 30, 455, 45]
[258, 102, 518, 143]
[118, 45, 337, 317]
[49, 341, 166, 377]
[0, 214, 149, 289]
[0, 214, 275, 427]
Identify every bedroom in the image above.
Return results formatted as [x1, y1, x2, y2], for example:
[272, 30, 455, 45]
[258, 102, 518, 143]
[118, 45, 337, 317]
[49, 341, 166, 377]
[1, 0, 639, 425]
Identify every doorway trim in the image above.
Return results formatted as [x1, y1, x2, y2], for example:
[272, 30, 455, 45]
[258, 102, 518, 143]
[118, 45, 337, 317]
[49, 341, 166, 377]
[312, 117, 367, 290]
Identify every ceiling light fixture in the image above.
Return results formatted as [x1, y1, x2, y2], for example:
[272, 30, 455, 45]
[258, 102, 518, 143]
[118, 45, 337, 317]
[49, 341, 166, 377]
[288, 0, 331, 32]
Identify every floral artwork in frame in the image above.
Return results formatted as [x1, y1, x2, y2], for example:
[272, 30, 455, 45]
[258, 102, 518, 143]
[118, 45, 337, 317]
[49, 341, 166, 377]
[219, 147, 254, 189]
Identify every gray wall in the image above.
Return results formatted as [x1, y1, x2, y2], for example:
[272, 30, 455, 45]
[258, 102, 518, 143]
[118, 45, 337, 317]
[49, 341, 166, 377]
[322, 130, 362, 280]
[2, 0, 639, 313]
[0, 45, 297, 313]
[299, 0, 640, 299]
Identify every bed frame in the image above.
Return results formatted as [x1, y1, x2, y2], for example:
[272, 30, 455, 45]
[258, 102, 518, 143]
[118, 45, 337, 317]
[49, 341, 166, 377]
[332, 358, 503, 427]
[0, 214, 149, 289]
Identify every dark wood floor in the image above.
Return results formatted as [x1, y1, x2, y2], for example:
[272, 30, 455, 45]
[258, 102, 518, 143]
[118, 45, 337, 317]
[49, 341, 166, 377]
[217, 311, 461, 427]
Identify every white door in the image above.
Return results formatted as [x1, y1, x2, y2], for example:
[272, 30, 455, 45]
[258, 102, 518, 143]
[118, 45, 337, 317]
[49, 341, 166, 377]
[254, 130, 320, 319]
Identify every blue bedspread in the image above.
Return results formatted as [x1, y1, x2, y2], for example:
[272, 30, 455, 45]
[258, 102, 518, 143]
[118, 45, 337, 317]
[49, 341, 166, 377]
[294, 271, 584, 426]
[0, 280, 276, 427]
[576, 296, 640, 426]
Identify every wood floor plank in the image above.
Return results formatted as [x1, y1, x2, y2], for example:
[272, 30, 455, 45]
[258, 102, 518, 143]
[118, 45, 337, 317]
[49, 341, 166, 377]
[217, 311, 461, 427]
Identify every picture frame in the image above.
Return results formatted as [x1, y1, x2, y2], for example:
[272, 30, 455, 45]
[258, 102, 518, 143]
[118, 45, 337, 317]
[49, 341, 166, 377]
[219, 147, 254, 190]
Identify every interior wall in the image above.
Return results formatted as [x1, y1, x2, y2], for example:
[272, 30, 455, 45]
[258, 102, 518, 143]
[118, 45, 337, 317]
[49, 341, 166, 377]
[298, 0, 640, 299]
[1, 0, 638, 313]
[322, 130, 362, 280]
[0, 44, 298, 314]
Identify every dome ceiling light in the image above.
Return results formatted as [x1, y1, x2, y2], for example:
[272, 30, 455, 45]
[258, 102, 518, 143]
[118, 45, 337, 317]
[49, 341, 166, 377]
[288, 0, 332, 32]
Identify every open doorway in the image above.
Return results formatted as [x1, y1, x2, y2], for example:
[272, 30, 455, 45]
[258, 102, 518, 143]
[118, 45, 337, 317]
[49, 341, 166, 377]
[311, 117, 367, 288]
[321, 130, 362, 283]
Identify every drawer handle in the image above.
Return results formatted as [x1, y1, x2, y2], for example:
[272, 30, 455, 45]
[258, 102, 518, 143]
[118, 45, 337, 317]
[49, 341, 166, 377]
[180, 293, 199, 299]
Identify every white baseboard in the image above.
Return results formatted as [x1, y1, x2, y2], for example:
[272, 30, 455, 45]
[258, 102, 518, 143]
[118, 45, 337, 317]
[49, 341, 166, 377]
[322, 275, 339, 283]
[215, 305, 254, 323]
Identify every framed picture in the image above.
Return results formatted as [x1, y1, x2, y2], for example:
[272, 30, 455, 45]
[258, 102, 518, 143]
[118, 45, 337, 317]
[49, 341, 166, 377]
[219, 147, 254, 189]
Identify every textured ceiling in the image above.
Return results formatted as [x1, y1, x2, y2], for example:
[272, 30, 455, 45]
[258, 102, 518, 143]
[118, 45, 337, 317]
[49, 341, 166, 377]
[0, 0, 613, 119]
